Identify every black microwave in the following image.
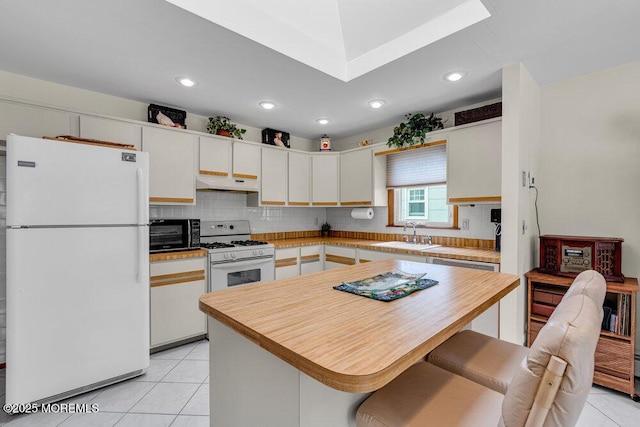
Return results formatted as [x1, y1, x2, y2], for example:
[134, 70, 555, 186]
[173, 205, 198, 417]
[149, 219, 200, 253]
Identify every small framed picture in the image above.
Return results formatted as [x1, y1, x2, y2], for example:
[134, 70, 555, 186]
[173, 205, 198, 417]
[262, 128, 290, 148]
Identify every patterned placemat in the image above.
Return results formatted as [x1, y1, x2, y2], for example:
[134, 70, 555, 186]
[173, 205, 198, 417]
[333, 271, 438, 302]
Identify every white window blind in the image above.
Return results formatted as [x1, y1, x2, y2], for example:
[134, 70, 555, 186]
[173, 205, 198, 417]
[386, 144, 447, 188]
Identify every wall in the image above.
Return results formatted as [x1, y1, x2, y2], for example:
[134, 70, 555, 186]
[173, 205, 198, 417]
[0, 156, 5, 363]
[0, 70, 315, 151]
[500, 63, 541, 345]
[538, 60, 640, 352]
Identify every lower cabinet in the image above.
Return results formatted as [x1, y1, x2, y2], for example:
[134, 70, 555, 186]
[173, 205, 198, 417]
[300, 245, 323, 274]
[357, 249, 425, 263]
[150, 256, 207, 350]
[324, 245, 357, 270]
[275, 248, 299, 280]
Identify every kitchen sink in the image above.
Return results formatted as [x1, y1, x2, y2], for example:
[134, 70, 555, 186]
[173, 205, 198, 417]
[372, 241, 441, 251]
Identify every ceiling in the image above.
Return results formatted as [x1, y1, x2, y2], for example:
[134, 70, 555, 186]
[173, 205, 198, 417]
[1, 0, 639, 140]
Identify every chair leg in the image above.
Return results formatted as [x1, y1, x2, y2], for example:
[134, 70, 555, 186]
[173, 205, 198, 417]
[524, 355, 568, 427]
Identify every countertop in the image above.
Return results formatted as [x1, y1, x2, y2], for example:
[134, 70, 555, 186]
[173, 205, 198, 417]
[268, 237, 501, 264]
[199, 259, 519, 392]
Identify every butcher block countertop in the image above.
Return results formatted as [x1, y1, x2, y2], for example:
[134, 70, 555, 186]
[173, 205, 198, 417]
[199, 259, 519, 393]
[269, 237, 501, 264]
[149, 249, 208, 262]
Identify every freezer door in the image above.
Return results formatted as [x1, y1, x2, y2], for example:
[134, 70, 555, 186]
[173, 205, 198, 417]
[6, 226, 150, 405]
[7, 135, 149, 226]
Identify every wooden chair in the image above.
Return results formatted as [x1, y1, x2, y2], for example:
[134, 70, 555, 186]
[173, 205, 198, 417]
[356, 270, 606, 427]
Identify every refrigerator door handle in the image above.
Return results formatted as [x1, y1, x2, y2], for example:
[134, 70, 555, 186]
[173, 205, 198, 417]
[137, 226, 145, 283]
[136, 168, 146, 284]
[137, 168, 146, 225]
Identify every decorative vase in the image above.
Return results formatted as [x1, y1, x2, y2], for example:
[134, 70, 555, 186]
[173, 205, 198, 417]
[217, 129, 231, 137]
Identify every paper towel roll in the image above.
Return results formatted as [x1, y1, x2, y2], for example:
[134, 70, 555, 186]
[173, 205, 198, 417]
[351, 208, 374, 220]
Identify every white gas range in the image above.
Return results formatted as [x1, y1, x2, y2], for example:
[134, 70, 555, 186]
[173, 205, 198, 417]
[200, 220, 275, 292]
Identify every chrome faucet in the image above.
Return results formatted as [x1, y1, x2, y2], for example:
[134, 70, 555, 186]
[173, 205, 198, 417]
[404, 221, 417, 243]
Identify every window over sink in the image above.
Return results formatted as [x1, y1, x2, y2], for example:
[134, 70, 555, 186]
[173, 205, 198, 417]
[386, 142, 454, 228]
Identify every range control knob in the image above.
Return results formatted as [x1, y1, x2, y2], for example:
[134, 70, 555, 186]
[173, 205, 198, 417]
[259, 249, 264, 255]
[231, 252, 236, 259]
[252, 250, 258, 256]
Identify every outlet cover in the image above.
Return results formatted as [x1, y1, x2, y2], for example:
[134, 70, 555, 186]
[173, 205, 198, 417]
[462, 219, 469, 230]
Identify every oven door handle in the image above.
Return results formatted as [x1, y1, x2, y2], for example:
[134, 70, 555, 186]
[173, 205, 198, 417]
[211, 256, 274, 269]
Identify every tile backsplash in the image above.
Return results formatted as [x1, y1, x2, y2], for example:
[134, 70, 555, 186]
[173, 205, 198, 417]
[150, 191, 327, 233]
[150, 193, 499, 241]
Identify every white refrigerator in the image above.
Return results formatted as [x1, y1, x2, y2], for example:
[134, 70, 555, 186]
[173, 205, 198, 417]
[5, 134, 150, 405]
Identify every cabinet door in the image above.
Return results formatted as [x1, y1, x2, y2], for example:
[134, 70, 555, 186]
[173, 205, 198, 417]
[288, 152, 311, 206]
[0, 101, 72, 139]
[358, 249, 425, 263]
[324, 245, 356, 270]
[275, 247, 299, 279]
[142, 126, 196, 204]
[300, 245, 323, 274]
[340, 149, 372, 205]
[150, 257, 207, 349]
[199, 135, 231, 177]
[80, 115, 141, 150]
[261, 148, 287, 205]
[232, 142, 260, 180]
[447, 120, 501, 204]
[311, 154, 339, 206]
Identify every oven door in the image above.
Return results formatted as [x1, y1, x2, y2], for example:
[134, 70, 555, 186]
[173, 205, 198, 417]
[209, 257, 275, 292]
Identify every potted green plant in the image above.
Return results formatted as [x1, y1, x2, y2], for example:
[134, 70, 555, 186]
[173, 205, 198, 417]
[207, 116, 247, 139]
[321, 222, 331, 237]
[387, 113, 445, 148]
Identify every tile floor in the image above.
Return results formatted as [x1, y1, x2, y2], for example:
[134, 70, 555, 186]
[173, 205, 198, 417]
[0, 340, 209, 427]
[0, 339, 638, 426]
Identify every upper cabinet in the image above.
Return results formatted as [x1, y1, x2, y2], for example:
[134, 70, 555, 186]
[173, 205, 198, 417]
[340, 147, 387, 206]
[261, 147, 287, 205]
[142, 126, 196, 205]
[288, 152, 311, 206]
[311, 153, 339, 206]
[199, 135, 231, 177]
[232, 142, 260, 184]
[0, 100, 73, 140]
[79, 115, 141, 150]
[446, 120, 502, 204]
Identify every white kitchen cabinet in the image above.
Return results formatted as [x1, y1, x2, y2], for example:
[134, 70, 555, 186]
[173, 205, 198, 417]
[79, 115, 141, 150]
[0, 100, 73, 140]
[199, 134, 231, 177]
[261, 147, 288, 205]
[142, 125, 196, 204]
[447, 119, 502, 204]
[311, 153, 340, 206]
[232, 142, 261, 184]
[150, 256, 207, 350]
[288, 152, 311, 206]
[275, 247, 299, 280]
[324, 245, 356, 270]
[339, 148, 386, 206]
[357, 248, 425, 263]
[300, 245, 323, 274]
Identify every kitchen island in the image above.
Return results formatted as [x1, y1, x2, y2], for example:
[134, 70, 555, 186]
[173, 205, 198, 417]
[199, 259, 519, 427]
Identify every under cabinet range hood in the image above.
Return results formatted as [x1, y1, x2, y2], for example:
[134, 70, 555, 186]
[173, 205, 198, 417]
[196, 173, 259, 192]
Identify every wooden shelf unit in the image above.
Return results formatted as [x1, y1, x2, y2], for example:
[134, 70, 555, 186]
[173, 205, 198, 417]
[526, 269, 638, 397]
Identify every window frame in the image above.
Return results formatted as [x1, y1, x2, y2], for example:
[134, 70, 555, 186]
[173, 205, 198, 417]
[387, 188, 459, 229]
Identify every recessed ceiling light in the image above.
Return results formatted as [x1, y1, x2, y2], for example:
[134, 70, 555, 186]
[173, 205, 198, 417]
[443, 70, 467, 82]
[316, 118, 330, 125]
[368, 99, 386, 109]
[258, 101, 277, 110]
[176, 76, 196, 87]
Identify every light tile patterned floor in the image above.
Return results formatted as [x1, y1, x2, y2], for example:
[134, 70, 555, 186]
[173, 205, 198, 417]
[0, 340, 210, 427]
[0, 339, 638, 426]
